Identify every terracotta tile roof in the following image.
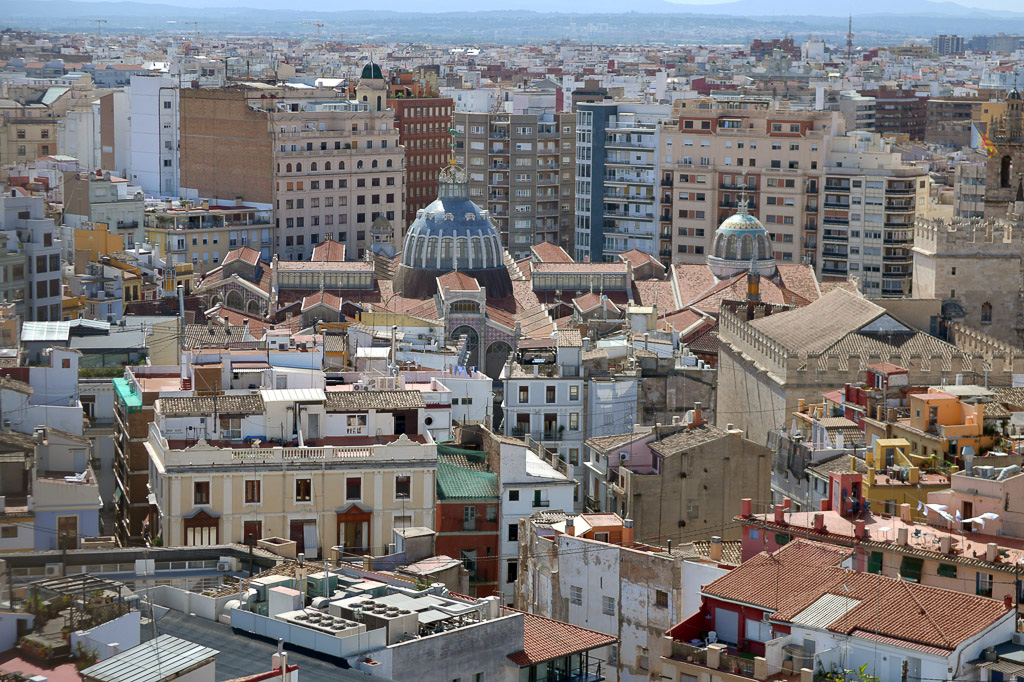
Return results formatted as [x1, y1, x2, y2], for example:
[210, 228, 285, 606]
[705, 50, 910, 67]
[530, 241, 574, 263]
[701, 540, 853, 612]
[325, 389, 426, 411]
[748, 288, 884, 355]
[223, 246, 262, 266]
[664, 308, 705, 334]
[310, 239, 347, 262]
[773, 561, 1011, 651]
[648, 424, 728, 456]
[157, 393, 265, 416]
[301, 291, 342, 311]
[684, 326, 719, 354]
[574, 292, 619, 314]
[485, 304, 516, 329]
[437, 270, 481, 292]
[619, 248, 665, 271]
[632, 279, 675, 310]
[775, 263, 822, 302]
[183, 324, 262, 350]
[506, 609, 618, 666]
[585, 427, 654, 454]
[556, 329, 582, 347]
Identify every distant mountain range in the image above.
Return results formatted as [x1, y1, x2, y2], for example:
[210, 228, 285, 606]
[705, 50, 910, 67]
[8, 0, 1024, 41]
[23, 0, 1024, 16]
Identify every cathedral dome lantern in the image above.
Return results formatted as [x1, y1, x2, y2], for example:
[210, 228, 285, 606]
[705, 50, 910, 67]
[706, 195, 778, 280]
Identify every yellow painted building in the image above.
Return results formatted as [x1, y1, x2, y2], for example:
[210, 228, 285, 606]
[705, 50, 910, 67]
[73, 222, 124, 262]
[864, 388, 992, 462]
[860, 438, 951, 515]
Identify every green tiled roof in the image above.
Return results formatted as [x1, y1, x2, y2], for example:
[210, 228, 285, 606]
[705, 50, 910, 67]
[437, 459, 498, 500]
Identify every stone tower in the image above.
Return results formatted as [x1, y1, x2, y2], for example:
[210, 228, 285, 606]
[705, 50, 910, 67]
[984, 89, 1024, 218]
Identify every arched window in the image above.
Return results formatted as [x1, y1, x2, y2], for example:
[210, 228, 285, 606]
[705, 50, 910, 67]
[311, 162, 317, 172]
[325, 162, 331, 171]
[739, 235, 754, 260]
[357, 161, 363, 169]
[376, 95, 382, 110]
[286, 163, 292, 172]
[386, 159, 393, 168]
[339, 161, 345, 170]
[296, 162, 302, 172]
[982, 302, 993, 323]
[1001, 155, 1013, 188]
[372, 160, 378, 169]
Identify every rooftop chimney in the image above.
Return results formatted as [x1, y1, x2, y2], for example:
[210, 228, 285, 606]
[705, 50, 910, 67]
[773, 504, 786, 525]
[691, 402, 703, 428]
[623, 518, 634, 544]
[897, 526, 908, 546]
[741, 498, 752, 518]
[709, 535, 722, 562]
[813, 513, 825, 531]
[987, 542, 998, 562]
[820, 498, 831, 512]
[854, 519, 866, 540]
[940, 535, 951, 554]
[899, 503, 912, 524]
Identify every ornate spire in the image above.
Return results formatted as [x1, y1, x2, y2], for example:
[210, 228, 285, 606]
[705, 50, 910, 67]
[736, 171, 751, 215]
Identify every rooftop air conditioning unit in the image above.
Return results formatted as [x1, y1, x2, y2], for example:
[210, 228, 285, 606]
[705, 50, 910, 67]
[44, 563, 61, 577]
[217, 561, 232, 572]
[619, 450, 629, 461]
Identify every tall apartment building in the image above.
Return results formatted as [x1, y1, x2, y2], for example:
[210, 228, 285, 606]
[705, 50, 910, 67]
[62, 170, 146, 248]
[128, 74, 180, 196]
[860, 87, 927, 140]
[575, 102, 671, 263]
[820, 131, 930, 297]
[0, 193, 62, 321]
[180, 85, 404, 261]
[657, 97, 842, 268]
[454, 111, 575, 257]
[932, 34, 965, 55]
[954, 161, 986, 218]
[393, 97, 455, 222]
[832, 91, 876, 132]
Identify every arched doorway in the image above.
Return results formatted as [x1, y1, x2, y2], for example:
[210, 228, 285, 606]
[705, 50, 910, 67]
[226, 290, 244, 310]
[485, 341, 512, 381]
[451, 325, 479, 369]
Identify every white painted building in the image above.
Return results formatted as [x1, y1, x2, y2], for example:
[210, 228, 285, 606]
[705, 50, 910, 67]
[494, 437, 574, 603]
[59, 103, 100, 170]
[128, 74, 180, 196]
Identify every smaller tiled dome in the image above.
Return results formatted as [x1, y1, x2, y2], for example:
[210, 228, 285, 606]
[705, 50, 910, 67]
[361, 62, 383, 80]
[706, 199, 777, 279]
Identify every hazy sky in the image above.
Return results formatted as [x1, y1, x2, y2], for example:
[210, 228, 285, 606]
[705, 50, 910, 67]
[668, 0, 1019, 8]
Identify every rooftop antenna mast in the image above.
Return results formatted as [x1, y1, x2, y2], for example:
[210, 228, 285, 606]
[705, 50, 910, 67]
[94, 19, 108, 37]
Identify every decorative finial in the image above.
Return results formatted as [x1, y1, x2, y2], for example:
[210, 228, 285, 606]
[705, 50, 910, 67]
[737, 171, 750, 215]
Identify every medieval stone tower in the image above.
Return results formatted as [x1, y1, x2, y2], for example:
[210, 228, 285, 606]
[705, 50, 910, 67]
[984, 89, 1024, 218]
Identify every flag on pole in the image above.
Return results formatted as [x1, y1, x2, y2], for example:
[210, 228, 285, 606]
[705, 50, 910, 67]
[972, 123, 998, 157]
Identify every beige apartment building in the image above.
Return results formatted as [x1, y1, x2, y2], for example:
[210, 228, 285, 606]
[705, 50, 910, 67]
[657, 96, 843, 268]
[820, 131, 930, 297]
[454, 111, 576, 257]
[146, 388, 436, 557]
[180, 84, 405, 262]
[144, 199, 273, 272]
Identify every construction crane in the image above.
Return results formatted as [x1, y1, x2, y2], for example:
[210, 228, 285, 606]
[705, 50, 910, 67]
[188, 20, 199, 39]
[302, 21, 324, 40]
[94, 19, 108, 37]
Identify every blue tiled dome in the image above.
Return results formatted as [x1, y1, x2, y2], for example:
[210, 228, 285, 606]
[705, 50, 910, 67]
[393, 166, 513, 298]
[707, 201, 777, 279]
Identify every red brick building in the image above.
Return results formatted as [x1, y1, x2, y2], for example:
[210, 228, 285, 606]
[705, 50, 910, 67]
[392, 97, 455, 228]
[435, 447, 500, 597]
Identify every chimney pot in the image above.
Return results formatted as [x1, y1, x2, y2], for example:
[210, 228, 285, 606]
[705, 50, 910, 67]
[741, 498, 752, 517]
[773, 504, 786, 525]
[813, 513, 825, 531]
[709, 536, 722, 561]
[897, 526, 909, 546]
[987, 542, 998, 562]
[899, 503, 912, 523]
[940, 535, 951, 554]
[854, 519, 866, 540]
